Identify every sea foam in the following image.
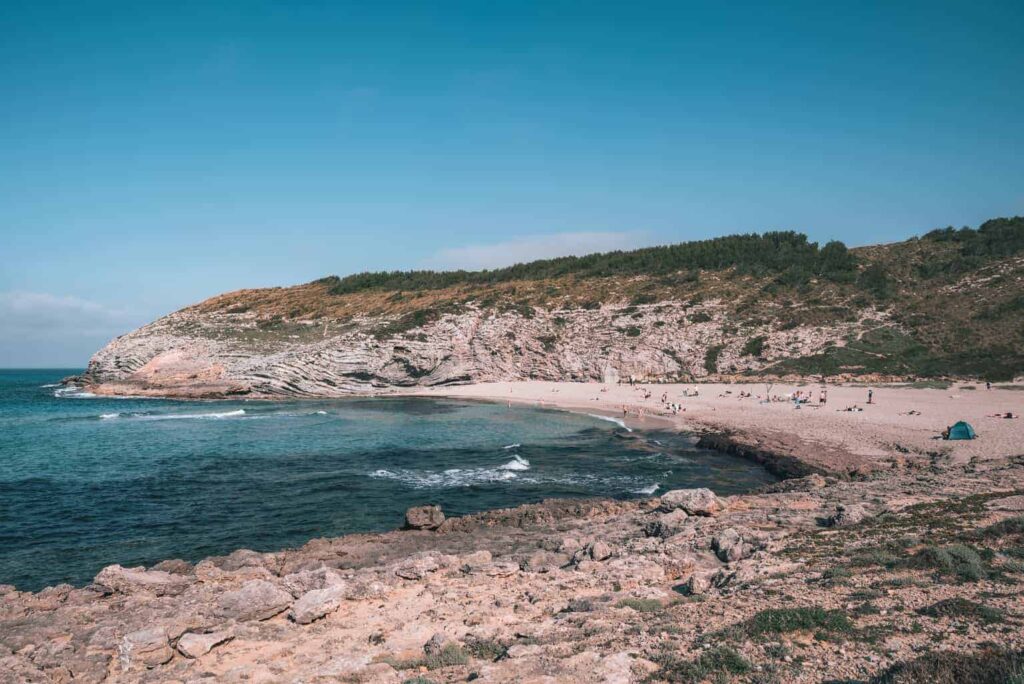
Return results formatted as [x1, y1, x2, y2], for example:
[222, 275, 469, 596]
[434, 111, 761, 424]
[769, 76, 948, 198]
[499, 454, 530, 471]
[586, 414, 632, 432]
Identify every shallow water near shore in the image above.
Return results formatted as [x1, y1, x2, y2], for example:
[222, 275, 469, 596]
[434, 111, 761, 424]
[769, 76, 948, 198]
[0, 369, 776, 591]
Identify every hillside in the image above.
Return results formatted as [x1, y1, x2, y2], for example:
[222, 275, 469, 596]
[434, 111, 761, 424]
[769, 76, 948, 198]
[77, 217, 1024, 397]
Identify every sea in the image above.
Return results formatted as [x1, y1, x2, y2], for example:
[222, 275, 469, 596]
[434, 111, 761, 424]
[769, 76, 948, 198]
[0, 369, 776, 591]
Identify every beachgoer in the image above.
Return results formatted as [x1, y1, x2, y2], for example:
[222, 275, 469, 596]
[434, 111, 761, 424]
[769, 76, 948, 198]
[986, 381, 991, 390]
[819, 389, 827, 405]
[867, 389, 873, 404]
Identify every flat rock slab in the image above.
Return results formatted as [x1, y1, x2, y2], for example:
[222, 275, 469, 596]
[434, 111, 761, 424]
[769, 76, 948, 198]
[177, 630, 233, 659]
[217, 580, 293, 621]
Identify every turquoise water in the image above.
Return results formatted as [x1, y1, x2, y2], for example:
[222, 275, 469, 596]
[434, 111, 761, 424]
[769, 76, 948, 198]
[0, 369, 775, 591]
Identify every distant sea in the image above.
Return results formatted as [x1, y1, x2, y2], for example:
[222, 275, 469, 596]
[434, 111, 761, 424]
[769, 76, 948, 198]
[0, 369, 776, 591]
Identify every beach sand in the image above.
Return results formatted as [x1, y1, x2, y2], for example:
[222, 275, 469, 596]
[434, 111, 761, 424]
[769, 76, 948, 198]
[417, 381, 1024, 472]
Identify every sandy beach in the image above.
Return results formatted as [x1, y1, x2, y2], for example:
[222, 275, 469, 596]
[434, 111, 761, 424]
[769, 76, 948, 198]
[420, 381, 1024, 472]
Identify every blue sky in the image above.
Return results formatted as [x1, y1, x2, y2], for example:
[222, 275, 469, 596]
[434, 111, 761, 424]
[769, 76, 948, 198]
[1, 1, 1022, 366]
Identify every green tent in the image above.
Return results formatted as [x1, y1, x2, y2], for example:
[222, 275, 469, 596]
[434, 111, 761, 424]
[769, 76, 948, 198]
[947, 421, 977, 440]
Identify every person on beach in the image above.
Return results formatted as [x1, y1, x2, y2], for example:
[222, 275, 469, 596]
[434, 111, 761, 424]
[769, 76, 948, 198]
[867, 389, 874, 404]
[820, 389, 827, 406]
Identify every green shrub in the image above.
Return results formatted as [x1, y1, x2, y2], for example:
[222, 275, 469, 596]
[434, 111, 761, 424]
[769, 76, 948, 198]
[616, 598, 663, 613]
[978, 516, 1024, 538]
[742, 335, 767, 357]
[857, 263, 896, 299]
[822, 566, 853, 581]
[689, 311, 712, 323]
[917, 598, 1004, 624]
[908, 544, 989, 581]
[704, 344, 725, 374]
[464, 637, 507, 661]
[870, 646, 1024, 683]
[655, 646, 751, 683]
[423, 644, 468, 670]
[743, 607, 853, 636]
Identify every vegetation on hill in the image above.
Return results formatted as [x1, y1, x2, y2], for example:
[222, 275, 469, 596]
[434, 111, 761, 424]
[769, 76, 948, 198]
[320, 232, 859, 295]
[190, 216, 1024, 381]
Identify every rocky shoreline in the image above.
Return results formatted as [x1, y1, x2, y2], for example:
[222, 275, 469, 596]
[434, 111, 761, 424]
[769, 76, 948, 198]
[3, 403, 1024, 683]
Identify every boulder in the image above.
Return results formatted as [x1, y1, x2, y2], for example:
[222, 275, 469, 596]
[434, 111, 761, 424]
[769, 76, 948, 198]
[519, 550, 569, 573]
[395, 556, 441, 580]
[290, 584, 347, 624]
[405, 505, 445, 530]
[589, 541, 613, 561]
[217, 580, 293, 621]
[120, 627, 172, 669]
[280, 566, 347, 597]
[485, 561, 520, 577]
[681, 573, 712, 596]
[827, 504, 867, 527]
[94, 564, 191, 596]
[659, 488, 723, 516]
[643, 520, 668, 538]
[711, 528, 750, 563]
[177, 630, 233, 659]
[424, 632, 448, 655]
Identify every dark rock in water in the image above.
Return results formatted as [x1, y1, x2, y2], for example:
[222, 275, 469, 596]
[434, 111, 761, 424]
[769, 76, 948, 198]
[406, 505, 446, 530]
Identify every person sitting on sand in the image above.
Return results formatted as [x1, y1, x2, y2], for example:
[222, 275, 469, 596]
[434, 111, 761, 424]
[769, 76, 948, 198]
[942, 425, 951, 439]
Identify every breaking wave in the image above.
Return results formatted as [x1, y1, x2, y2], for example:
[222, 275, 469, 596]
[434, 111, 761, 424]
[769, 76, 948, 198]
[369, 466, 519, 488]
[53, 386, 96, 399]
[499, 454, 530, 471]
[586, 414, 632, 432]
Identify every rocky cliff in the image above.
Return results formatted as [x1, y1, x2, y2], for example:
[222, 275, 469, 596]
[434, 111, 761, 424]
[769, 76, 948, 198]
[76, 218, 1024, 397]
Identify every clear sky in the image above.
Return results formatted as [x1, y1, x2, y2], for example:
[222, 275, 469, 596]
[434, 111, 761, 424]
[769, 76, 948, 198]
[1, 1, 1022, 366]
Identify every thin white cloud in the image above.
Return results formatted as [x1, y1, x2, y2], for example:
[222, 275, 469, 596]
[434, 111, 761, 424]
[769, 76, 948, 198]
[425, 231, 650, 271]
[0, 291, 135, 338]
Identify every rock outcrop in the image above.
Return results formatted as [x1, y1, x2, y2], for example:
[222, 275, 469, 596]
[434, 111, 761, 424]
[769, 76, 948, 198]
[3, 459, 1024, 683]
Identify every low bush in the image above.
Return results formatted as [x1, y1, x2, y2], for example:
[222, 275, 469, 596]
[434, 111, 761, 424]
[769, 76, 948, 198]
[617, 597, 663, 613]
[654, 645, 751, 683]
[748, 607, 853, 635]
[907, 544, 989, 582]
[870, 646, 1024, 683]
[917, 598, 1004, 624]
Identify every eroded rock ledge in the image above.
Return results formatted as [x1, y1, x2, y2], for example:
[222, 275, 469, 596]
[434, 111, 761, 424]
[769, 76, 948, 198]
[3, 445, 1024, 683]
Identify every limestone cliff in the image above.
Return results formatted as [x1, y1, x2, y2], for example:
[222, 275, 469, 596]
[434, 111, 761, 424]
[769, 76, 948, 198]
[76, 219, 1024, 396]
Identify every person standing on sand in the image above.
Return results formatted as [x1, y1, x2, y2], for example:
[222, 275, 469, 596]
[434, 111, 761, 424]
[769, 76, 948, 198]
[820, 389, 827, 406]
[868, 389, 873, 404]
